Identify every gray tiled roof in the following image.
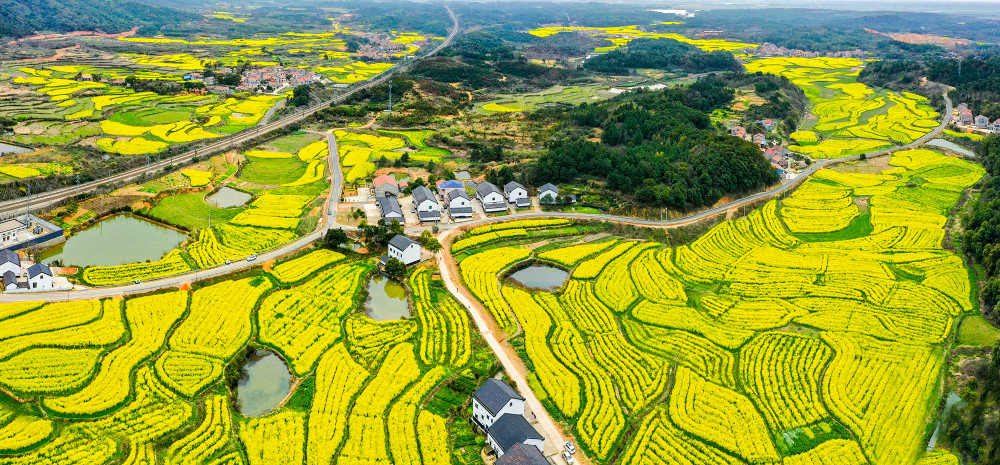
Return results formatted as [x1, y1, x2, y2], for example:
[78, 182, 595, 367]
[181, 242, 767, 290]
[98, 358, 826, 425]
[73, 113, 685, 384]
[447, 189, 470, 202]
[388, 234, 417, 251]
[496, 443, 547, 465]
[27, 263, 51, 278]
[449, 207, 473, 217]
[0, 249, 18, 266]
[474, 379, 523, 415]
[488, 414, 543, 454]
[503, 181, 525, 196]
[379, 196, 403, 217]
[539, 183, 558, 194]
[2, 270, 16, 285]
[412, 185, 436, 205]
[475, 181, 501, 198]
[417, 211, 441, 221]
[514, 197, 530, 207]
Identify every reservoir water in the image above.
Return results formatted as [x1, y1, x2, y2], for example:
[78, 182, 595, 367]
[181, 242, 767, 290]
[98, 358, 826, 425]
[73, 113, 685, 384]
[40, 214, 187, 267]
[507, 265, 569, 291]
[926, 138, 976, 157]
[364, 274, 409, 321]
[205, 186, 252, 208]
[236, 350, 292, 417]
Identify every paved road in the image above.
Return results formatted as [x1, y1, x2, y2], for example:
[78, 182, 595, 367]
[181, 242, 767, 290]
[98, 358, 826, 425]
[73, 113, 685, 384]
[0, 4, 460, 218]
[0, 67, 951, 302]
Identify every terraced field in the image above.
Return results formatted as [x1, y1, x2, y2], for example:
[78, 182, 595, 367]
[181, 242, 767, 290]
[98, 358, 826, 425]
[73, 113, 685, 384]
[528, 25, 756, 53]
[746, 57, 941, 158]
[456, 148, 981, 464]
[0, 254, 486, 465]
[337, 129, 449, 184]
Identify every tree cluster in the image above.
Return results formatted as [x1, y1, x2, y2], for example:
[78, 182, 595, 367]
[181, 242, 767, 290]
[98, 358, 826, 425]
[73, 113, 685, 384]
[0, 0, 198, 39]
[583, 38, 740, 75]
[530, 77, 778, 211]
[962, 136, 1000, 313]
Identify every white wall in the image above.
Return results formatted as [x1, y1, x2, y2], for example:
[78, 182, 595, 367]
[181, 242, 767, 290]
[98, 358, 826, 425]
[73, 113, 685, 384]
[417, 199, 438, 212]
[472, 398, 525, 430]
[0, 262, 19, 276]
[506, 188, 527, 203]
[29, 273, 52, 290]
[389, 244, 421, 265]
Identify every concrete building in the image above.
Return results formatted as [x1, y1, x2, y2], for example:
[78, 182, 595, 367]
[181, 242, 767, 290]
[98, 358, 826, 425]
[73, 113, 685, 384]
[27, 263, 52, 290]
[975, 115, 990, 128]
[446, 190, 473, 219]
[0, 219, 27, 243]
[0, 249, 19, 276]
[473, 379, 525, 430]
[411, 185, 440, 222]
[382, 234, 421, 266]
[538, 184, 559, 205]
[487, 414, 545, 457]
[503, 182, 530, 208]
[476, 182, 507, 213]
[373, 175, 401, 198]
[377, 196, 404, 222]
[436, 179, 465, 198]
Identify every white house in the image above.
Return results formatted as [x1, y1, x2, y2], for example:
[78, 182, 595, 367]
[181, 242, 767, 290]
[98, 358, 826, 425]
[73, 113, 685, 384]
[447, 190, 473, 219]
[436, 180, 465, 198]
[377, 196, 404, 223]
[503, 181, 530, 208]
[382, 234, 421, 266]
[2, 271, 17, 292]
[411, 186, 440, 222]
[473, 379, 525, 430]
[486, 414, 544, 457]
[993, 119, 1000, 133]
[476, 182, 507, 213]
[975, 115, 990, 128]
[0, 249, 19, 276]
[27, 263, 52, 290]
[538, 183, 559, 205]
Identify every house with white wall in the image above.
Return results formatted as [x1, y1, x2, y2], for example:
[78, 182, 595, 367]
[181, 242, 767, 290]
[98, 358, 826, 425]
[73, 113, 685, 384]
[411, 186, 440, 222]
[503, 181, 530, 208]
[447, 190, 473, 219]
[27, 264, 52, 290]
[476, 182, 507, 213]
[382, 234, 421, 266]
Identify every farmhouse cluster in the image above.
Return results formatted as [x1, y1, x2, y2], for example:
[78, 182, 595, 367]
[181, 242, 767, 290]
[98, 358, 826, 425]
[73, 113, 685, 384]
[472, 379, 549, 464]
[731, 122, 805, 180]
[372, 174, 571, 226]
[954, 103, 1000, 134]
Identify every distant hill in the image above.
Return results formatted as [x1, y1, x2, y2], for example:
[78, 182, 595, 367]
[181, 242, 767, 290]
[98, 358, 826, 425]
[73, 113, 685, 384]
[0, 0, 199, 39]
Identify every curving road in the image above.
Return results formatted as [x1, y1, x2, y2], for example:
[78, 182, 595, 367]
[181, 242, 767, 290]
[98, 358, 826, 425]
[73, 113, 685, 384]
[0, 5, 460, 218]
[0, 67, 952, 302]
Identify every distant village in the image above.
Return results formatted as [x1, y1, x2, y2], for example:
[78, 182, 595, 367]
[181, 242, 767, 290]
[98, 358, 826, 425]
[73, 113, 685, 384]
[730, 119, 806, 180]
[954, 102, 1000, 134]
[751, 42, 868, 59]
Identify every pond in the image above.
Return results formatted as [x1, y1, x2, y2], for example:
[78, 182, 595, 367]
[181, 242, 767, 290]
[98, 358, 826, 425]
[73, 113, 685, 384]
[507, 265, 569, 291]
[365, 274, 409, 321]
[205, 186, 252, 208]
[40, 214, 188, 267]
[926, 392, 964, 451]
[236, 350, 292, 417]
[0, 142, 32, 156]
[926, 138, 975, 157]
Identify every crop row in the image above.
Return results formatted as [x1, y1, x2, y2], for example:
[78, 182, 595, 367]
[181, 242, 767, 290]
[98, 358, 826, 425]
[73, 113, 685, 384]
[387, 367, 447, 465]
[82, 249, 193, 286]
[459, 247, 531, 334]
[271, 249, 346, 284]
[258, 261, 372, 375]
[410, 268, 471, 367]
[240, 411, 306, 465]
[537, 240, 616, 267]
[345, 313, 418, 366]
[43, 292, 186, 416]
[468, 218, 570, 236]
[452, 229, 528, 252]
[337, 343, 421, 465]
[307, 344, 370, 465]
[163, 395, 235, 464]
[0, 300, 124, 361]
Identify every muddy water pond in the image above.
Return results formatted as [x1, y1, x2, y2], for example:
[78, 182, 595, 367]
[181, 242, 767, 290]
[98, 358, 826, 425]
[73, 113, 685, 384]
[364, 274, 409, 321]
[205, 186, 252, 208]
[507, 265, 569, 291]
[40, 214, 187, 267]
[236, 350, 292, 417]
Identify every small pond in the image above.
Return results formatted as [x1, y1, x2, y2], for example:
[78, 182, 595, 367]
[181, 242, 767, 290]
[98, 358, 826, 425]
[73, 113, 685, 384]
[0, 142, 32, 155]
[927, 392, 964, 451]
[236, 350, 292, 417]
[205, 186, 251, 208]
[365, 274, 409, 321]
[507, 265, 569, 291]
[926, 138, 976, 157]
[40, 214, 187, 267]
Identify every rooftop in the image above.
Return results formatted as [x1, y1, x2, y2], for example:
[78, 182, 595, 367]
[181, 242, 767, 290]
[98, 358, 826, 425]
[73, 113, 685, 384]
[476, 181, 501, 197]
[488, 413, 543, 453]
[474, 379, 524, 415]
[388, 234, 418, 251]
[0, 219, 25, 234]
[496, 443, 548, 465]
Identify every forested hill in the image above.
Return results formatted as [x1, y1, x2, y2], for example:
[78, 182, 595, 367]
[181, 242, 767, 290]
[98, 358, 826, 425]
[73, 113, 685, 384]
[530, 77, 780, 211]
[0, 0, 198, 39]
